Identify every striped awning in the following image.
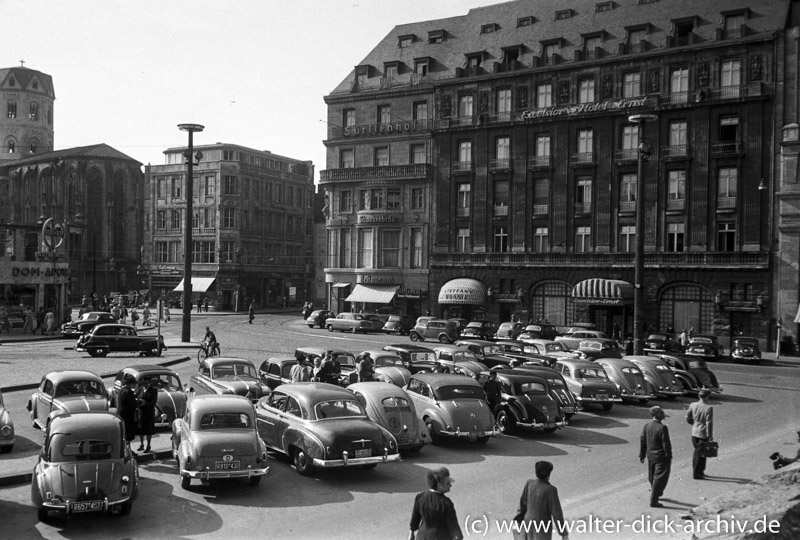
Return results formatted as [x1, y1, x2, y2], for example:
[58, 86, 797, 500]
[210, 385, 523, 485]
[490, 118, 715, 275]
[438, 278, 487, 305]
[173, 277, 216, 293]
[572, 279, 634, 306]
[345, 284, 398, 304]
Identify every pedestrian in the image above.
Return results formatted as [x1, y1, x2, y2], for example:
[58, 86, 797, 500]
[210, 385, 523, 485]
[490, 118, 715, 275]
[357, 352, 375, 382]
[23, 306, 35, 334]
[112, 303, 121, 322]
[143, 306, 152, 326]
[312, 357, 322, 382]
[686, 389, 714, 480]
[197, 298, 203, 313]
[204, 297, 209, 312]
[117, 374, 140, 449]
[35, 306, 45, 334]
[679, 329, 688, 350]
[770, 430, 800, 469]
[44, 308, 56, 335]
[0, 306, 10, 333]
[291, 356, 311, 382]
[666, 324, 675, 338]
[136, 377, 158, 453]
[163, 305, 170, 324]
[130, 307, 139, 327]
[408, 467, 463, 540]
[120, 305, 128, 324]
[483, 371, 502, 412]
[639, 406, 672, 508]
[248, 302, 255, 324]
[317, 351, 335, 384]
[515, 460, 569, 540]
[613, 321, 622, 343]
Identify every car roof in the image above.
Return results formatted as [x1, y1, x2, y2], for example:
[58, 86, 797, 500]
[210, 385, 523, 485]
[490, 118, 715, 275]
[555, 359, 602, 369]
[92, 323, 136, 330]
[201, 356, 256, 367]
[626, 355, 666, 365]
[410, 373, 482, 388]
[50, 411, 123, 435]
[596, 358, 639, 368]
[455, 339, 496, 347]
[188, 394, 254, 414]
[45, 370, 104, 383]
[484, 370, 548, 384]
[359, 349, 400, 358]
[348, 381, 410, 399]
[384, 344, 434, 353]
[265, 357, 303, 367]
[296, 347, 352, 356]
[270, 382, 356, 403]
[119, 365, 177, 377]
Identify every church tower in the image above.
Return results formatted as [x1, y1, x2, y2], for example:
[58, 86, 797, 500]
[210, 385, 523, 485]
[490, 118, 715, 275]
[0, 63, 55, 162]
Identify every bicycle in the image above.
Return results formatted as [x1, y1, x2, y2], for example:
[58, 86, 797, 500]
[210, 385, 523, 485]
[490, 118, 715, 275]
[197, 341, 221, 362]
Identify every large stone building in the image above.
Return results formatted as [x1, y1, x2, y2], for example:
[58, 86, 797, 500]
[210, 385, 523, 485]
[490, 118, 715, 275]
[143, 143, 315, 311]
[323, 0, 800, 350]
[0, 65, 55, 161]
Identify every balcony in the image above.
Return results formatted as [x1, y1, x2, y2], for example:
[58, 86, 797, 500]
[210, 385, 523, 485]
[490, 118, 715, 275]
[574, 202, 591, 214]
[619, 201, 636, 213]
[717, 196, 737, 210]
[533, 204, 549, 216]
[661, 145, 690, 158]
[716, 26, 748, 40]
[711, 140, 743, 155]
[571, 152, 595, 165]
[659, 92, 690, 105]
[666, 198, 685, 211]
[615, 149, 638, 162]
[451, 161, 473, 173]
[490, 158, 512, 171]
[529, 155, 552, 168]
[456, 207, 470, 218]
[493, 205, 509, 217]
[450, 115, 477, 127]
[489, 111, 512, 123]
[319, 164, 430, 183]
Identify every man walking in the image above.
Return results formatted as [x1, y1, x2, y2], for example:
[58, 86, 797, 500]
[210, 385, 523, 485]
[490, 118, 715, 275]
[686, 389, 714, 479]
[515, 460, 568, 540]
[483, 371, 502, 412]
[639, 406, 672, 508]
[248, 302, 255, 324]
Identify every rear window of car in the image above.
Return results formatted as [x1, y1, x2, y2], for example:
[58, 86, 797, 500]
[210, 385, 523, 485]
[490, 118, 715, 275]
[55, 380, 104, 397]
[410, 352, 435, 363]
[148, 374, 181, 391]
[688, 360, 706, 369]
[375, 355, 403, 367]
[51, 436, 118, 461]
[213, 363, 256, 379]
[381, 396, 412, 412]
[199, 413, 251, 429]
[574, 368, 607, 379]
[315, 399, 366, 420]
[434, 385, 484, 401]
[517, 382, 546, 394]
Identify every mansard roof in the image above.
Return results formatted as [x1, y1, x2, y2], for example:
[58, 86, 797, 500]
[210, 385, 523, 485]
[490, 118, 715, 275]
[0, 66, 55, 98]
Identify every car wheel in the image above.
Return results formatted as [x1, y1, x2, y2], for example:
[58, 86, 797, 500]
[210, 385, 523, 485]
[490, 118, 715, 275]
[351, 328, 358, 334]
[409, 332, 420, 342]
[601, 403, 613, 412]
[293, 448, 314, 476]
[307, 325, 313, 329]
[118, 499, 133, 516]
[180, 473, 191, 490]
[37, 507, 49, 522]
[326, 325, 334, 333]
[0, 445, 12, 454]
[424, 418, 441, 445]
[564, 413, 574, 420]
[496, 409, 516, 435]
[438, 335, 450, 343]
[250, 476, 262, 486]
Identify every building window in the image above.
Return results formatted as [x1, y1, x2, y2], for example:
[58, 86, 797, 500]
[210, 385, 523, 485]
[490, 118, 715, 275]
[533, 178, 549, 215]
[623, 72, 641, 98]
[204, 176, 214, 197]
[337, 229, 351, 267]
[379, 230, 400, 268]
[411, 228, 423, 268]
[496, 88, 512, 119]
[575, 226, 591, 252]
[494, 180, 509, 216]
[466, 55, 482, 72]
[193, 209, 201, 229]
[374, 147, 389, 166]
[410, 144, 426, 164]
[171, 177, 182, 199]
[398, 35, 413, 48]
[191, 241, 216, 264]
[378, 105, 391, 124]
[170, 210, 181, 229]
[494, 226, 509, 252]
[537, 83, 553, 108]
[358, 229, 373, 268]
[495, 137, 510, 168]
[457, 183, 471, 218]
[596, 1, 613, 12]
[622, 124, 639, 155]
[428, 30, 443, 44]
[517, 16, 534, 27]
[156, 210, 166, 230]
[458, 140, 472, 166]
[721, 59, 741, 87]
[343, 109, 356, 127]
[414, 59, 428, 76]
[718, 167, 737, 207]
[480, 23, 496, 34]
[584, 36, 602, 57]
[457, 228, 470, 252]
[340, 149, 354, 169]
[576, 176, 592, 213]
[387, 188, 401, 210]
[670, 67, 689, 103]
[534, 135, 551, 166]
[533, 227, 549, 252]
[458, 94, 474, 119]
[666, 223, 685, 252]
[620, 174, 637, 212]
[724, 14, 746, 36]
[370, 188, 385, 210]
[155, 242, 168, 263]
[339, 190, 353, 212]
[669, 121, 688, 154]
[577, 129, 593, 160]
[221, 241, 235, 263]
[411, 187, 424, 209]
[6, 140, 14, 153]
[29, 103, 38, 121]
[222, 207, 236, 228]
[619, 225, 636, 252]
[384, 64, 398, 80]
[542, 42, 560, 62]
[668, 170, 686, 209]
[717, 222, 736, 251]
[222, 175, 238, 195]
[359, 189, 369, 210]
[202, 207, 215, 228]
[6, 101, 16, 119]
[555, 9, 572, 20]
[578, 78, 595, 103]
[628, 28, 647, 51]
[413, 101, 428, 121]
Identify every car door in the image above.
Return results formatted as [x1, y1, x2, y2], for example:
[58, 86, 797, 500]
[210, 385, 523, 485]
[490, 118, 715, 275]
[192, 362, 213, 395]
[36, 378, 56, 422]
[256, 391, 288, 450]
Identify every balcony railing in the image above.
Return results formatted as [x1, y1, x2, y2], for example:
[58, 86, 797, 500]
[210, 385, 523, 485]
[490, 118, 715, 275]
[711, 140, 743, 155]
[662, 145, 690, 158]
[533, 204, 549, 216]
[490, 158, 512, 170]
[615, 149, 638, 161]
[660, 92, 689, 105]
[619, 201, 636, 213]
[529, 155, 552, 168]
[456, 207, 470, 218]
[451, 161, 473, 173]
[666, 198, 686, 211]
[571, 152, 594, 165]
[717, 196, 737, 209]
[320, 164, 430, 183]
[493, 205, 509, 217]
[450, 115, 477, 127]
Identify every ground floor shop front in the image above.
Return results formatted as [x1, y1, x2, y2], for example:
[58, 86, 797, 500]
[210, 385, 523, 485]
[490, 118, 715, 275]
[0, 261, 70, 326]
[325, 271, 429, 317]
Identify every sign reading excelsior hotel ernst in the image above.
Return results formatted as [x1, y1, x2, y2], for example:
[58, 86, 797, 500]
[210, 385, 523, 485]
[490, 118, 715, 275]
[520, 97, 649, 121]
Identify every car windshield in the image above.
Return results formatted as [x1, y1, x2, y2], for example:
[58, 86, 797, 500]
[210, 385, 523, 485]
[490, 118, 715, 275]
[199, 412, 252, 429]
[314, 399, 366, 420]
[655, 364, 671, 372]
[482, 345, 504, 355]
[434, 385, 485, 401]
[452, 351, 478, 362]
[212, 363, 257, 379]
[688, 360, 707, 369]
[410, 352, 435, 364]
[375, 356, 404, 367]
[691, 337, 713, 345]
[574, 368, 607, 379]
[50, 434, 120, 461]
[55, 380, 105, 397]
[516, 382, 547, 394]
[146, 374, 182, 391]
[388, 316, 402, 322]
[648, 334, 669, 340]
[736, 340, 758, 348]
[335, 354, 356, 367]
[466, 322, 483, 328]
[544, 377, 566, 388]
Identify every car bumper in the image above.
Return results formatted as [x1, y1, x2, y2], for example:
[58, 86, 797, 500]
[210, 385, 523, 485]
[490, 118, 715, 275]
[731, 355, 761, 363]
[620, 392, 657, 401]
[313, 450, 401, 468]
[516, 419, 567, 430]
[575, 396, 623, 403]
[559, 405, 578, 414]
[182, 465, 270, 480]
[439, 427, 498, 438]
[41, 494, 133, 514]
[656, 390, 687, 397]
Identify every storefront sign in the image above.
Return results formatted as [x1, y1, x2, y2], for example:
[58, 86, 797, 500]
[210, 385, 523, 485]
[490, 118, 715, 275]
[520, 97, 649, 121]
[358, 274, 396, 285]
[398, 287, 426, 298]
[358, 214, 400, 224]
[343, 121, 425, 137]
[573, 297, 624, 306]
[441, 288, 478, 303]
[41, 218, 64, 249]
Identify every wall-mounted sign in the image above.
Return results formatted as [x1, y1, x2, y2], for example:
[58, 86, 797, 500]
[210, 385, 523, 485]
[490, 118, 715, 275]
[573, 297, 625, 306]
[358, 274, 397, 285]
[358, 214, 400, 224]
[41, 218, 64, 249]
[520, 97, 649, 121]
[343, 121, 426, 137]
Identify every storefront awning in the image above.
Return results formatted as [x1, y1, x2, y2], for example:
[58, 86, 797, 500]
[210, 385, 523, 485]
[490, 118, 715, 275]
[794, 305, 800, 324]
[332, 282, 351, 288]
[572, 278, 634, 306]
[173, 277, 216, 293]
[438, 278, 487, 305]
[345, 284, 398, 304]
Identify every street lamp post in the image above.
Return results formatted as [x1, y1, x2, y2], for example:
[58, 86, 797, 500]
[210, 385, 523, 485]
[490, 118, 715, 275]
[178, 123, 204, 343]
[628, 113, 658, 355]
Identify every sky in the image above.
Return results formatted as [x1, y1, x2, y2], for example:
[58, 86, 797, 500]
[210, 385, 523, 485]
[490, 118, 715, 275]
[0, 0, 503, 181]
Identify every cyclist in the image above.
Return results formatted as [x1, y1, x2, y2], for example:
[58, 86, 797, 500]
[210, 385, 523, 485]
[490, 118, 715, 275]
[203, 326, 218, 355]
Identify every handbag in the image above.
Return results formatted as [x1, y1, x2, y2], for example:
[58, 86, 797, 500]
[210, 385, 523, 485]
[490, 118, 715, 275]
[698, 441, 718, 458]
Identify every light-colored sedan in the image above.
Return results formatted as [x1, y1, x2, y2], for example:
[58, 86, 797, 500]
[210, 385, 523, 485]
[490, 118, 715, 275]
[326, 313, 375, 334]
[596, 358, 656, 404]
[27, 371, 109, 431]
[554, 359, 623, 412]
[348, 382, 431, 451]
[556, 330, 609, 351]
[0, 389, 15, 453]
[189, 357, 271, 402]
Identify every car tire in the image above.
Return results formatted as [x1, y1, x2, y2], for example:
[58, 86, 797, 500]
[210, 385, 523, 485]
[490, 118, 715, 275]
[88, 347, 105, 357]
[250, 476, 262, 486]
[638, 399, 649, 405]
[496, 409, 516, 435]
[118, 499, 133, 516]
[409, 333, 420, 342]
[327, 325, 334, 333]
[424, 418, 441, 445]
[438, 335, 450, 343]
[307, 325, 313, 329]
[180, 472, 191, 490]
[601, 403, 613, 412]
[293, 448, 314, 476]
[37, 507, 49, 522]
[0, 445, 12, 454]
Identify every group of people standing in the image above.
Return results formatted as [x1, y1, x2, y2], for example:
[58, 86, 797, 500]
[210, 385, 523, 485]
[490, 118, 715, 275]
[115, 374, 159, 453]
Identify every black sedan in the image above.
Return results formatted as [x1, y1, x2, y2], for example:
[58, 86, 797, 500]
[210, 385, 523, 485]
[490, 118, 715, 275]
[75, 324, 166, 357]
[477, 370, 566, 435]
[652, 354, 722, 394]
[61, 311, 117, 338]
[306, 310, 335, 329]
[685, 334, 725, 362]
[643, 333, 683, 355]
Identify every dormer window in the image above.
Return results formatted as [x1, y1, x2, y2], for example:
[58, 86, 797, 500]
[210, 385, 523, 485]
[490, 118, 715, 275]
[596, 2, 614, 12]
[672, 17, 697, 46]
[383, 62, 400, 80]
[517, 16, 534, 27]
[8, 77, 15, 87]
[721, 9, 748, 39]
[398, 34, 414, 48]
[555, 9, 573, 20]
[414, 58, 429, 76]
[582, 33, 604, 59]
[480, 23, 497, 34]
[355, 65, 370, 88]
[625, 25, 650, 53]
[501, 45, 522, 65]
[541, 40, 562, 64]
[428, 30, 444, 44]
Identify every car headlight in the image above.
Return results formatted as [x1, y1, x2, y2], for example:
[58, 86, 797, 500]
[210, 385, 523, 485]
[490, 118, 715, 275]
[0, 425, 11, 436]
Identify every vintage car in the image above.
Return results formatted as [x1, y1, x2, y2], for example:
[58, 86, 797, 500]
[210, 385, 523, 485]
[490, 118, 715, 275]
[75, 323, 166, 357]
[556, 330, 610, 351]
[576, 339, 623, 360]
[172, 394, 269, 489]
[409, 319, 460, 343]
[31, 411, 138, 520]
[0, 389, 15, 453]
[454, 339, 515, 368]
[325, 312, 375, 334]
[258, 357, 314, 390]
[382, 315, 415, 336]
[517, 323, 560, 341]
[405, 373, 496, 444]
[306, 309, 335, 329]
[643, 333, 684, 355]
[448, 318, 469, 334]
[626, 356, 687, 398]
[348, 382, 431, 451]
[255, 383, 401, 475]
[554, 359, 623, 411]
[27, 371, 109, 430]
[493, 340, 555, 367]
[493, 322, 525, 341]
[685, 334, 725, 362]
[107, 365, 186, 428]
[516, 339, 579, 363]
[189, 357, 271, 402]
[430, 344, 490, 378]
[595, 358, 656, 403]
[358, 349, 413, 387]
[510, 365, 579, 419]
[60, 311, 117, 338]
[295, 347, 358, 386]
[730, 337, 762, 364]
[382, 344, 437, 374]
[650, 354, 722, 394]
[460, 320, 498, 340]
[477, 371, 567, 435]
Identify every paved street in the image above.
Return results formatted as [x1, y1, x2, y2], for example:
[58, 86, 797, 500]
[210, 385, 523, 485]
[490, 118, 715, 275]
[1, 312, 799, 539]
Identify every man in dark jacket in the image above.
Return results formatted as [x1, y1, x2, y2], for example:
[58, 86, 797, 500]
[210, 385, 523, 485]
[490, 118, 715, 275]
[483, 371, 502, 412]
[516, 460, 568, 540]
[639, 406, 672, 508]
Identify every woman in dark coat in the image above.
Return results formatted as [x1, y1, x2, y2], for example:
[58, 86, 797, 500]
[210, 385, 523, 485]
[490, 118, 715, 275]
[136, 377, 158, 453]
[117, 374, 139, 446]
[408, 467, 463, 540]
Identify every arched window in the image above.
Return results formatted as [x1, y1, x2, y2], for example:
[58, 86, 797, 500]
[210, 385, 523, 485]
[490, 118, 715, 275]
[658, 283, 713, 334]
[531, 280, 573, 325]
[6, 101, 16, 119]
[29, 102, 39, 121]
[6, 140, 15, 153]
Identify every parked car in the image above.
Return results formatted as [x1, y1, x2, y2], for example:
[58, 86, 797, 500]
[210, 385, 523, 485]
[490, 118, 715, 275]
[382, 344, 437, 373]
[32, 411, 139, 520]
[685, 334, 725, 362]
[554, 359, 623, 411]
[650, 354, 722, 394]
[494, 322, 524, 341]
[255, 383, 401, 475]
[576, 339, 622, 361]
[0, 389, 15, 453]
[643, 333, 684, 355]
[75, 323, 166, 358]
[730, 337, 762, 364]
[60, 311, 117, 338]
[326, 312, 375, 334]
[448, 318, 469, 334]
[515, 339, 579, 363]
[404, 373, 496, 444]
[258, 357, 314, 390]
[493, 340, 555, 367]
[189, 357, 270, 402]
[454, 339, 516, 368]
[430, 344, 489, 378]
[595, 358, 656, 404]
[517, 323, 560, 341]
[477, 371, 567, 435]
[306, 310, 334, 329]
[509, 365, 579, 419]
[348, 382, 431, 451]
[108, 365, 187, 428]
[27, 371, 109, 430]
[172, 394, 269, 489]
[556, 330, 609, 351]
[382, 315, 415, 336]
[409, 319, 459, 343]
[295, 347, 358, 386]
[460, 320, 498, 340]
[415, 315, 437, 326]
[626, 356, 687, 399]
[358, 349, 413, 387]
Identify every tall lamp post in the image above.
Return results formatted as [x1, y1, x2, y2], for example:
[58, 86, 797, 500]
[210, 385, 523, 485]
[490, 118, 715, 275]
[178, 123, 204, 342]
[628, 113, 658, 355]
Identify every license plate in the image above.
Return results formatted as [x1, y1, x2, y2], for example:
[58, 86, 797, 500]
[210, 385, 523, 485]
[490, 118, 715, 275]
[354, 449, 372, 458]
[215, 461, 241, 470]
[71, 501, 102, 513]
[595, 395, 608, 400]
[396, 434, 414, 444]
